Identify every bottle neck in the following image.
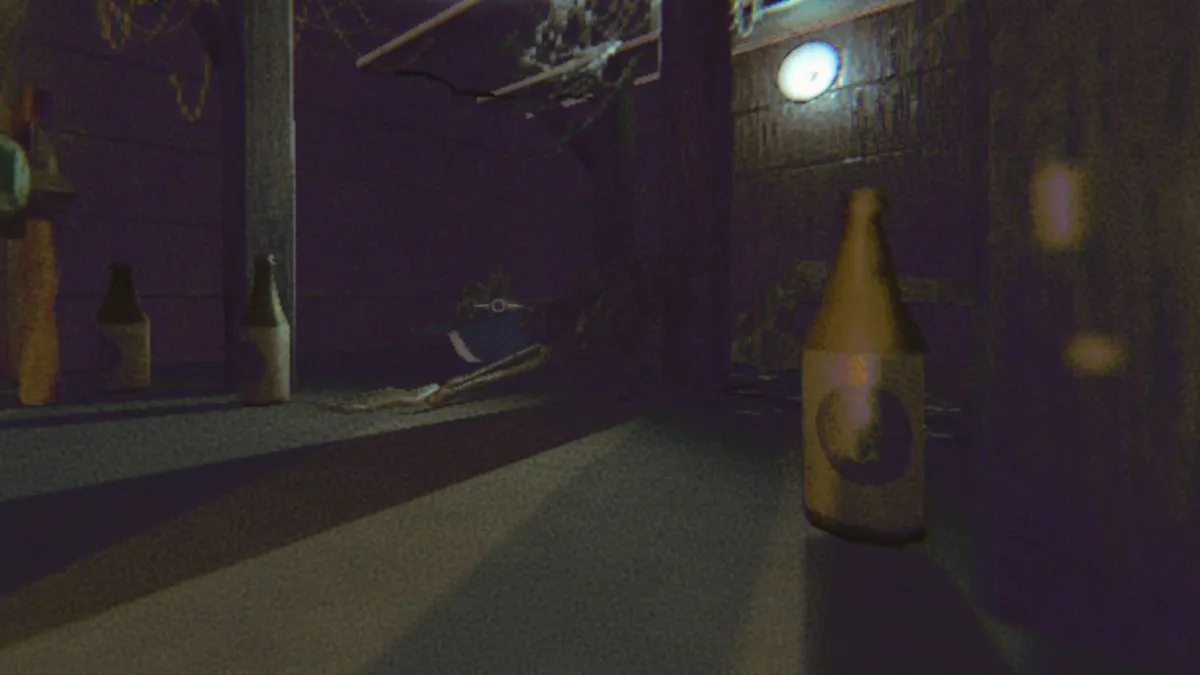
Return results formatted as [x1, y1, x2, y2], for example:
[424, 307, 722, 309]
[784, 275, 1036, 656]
[251, 265, 274, 297]
[97, 273, 144, 324]
[243, 264, 287, 327]
[804, 216, 927, 354]
[837, 218, 892, 281]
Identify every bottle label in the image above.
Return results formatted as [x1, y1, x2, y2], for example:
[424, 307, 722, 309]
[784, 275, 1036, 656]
[815, 385, 913, 486]
[801, 350, 925, 533]
[98, 321, 151, 391]
[240, 325, 290, 404]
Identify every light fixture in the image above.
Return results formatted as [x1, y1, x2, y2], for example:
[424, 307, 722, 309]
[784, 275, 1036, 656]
[776, 41, 840, 102]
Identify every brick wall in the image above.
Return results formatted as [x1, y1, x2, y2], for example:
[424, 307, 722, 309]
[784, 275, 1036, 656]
[729, 0, 987, 390]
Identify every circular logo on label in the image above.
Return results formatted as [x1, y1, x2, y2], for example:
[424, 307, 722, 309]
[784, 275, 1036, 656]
[98, 334, 123, 371]
[816, 386, 913, 486]
[239, 338, 268, 383]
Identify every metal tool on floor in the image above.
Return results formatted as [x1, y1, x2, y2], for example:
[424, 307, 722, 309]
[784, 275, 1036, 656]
[320, 342, 550, 413]
[321, 295, 550, 413]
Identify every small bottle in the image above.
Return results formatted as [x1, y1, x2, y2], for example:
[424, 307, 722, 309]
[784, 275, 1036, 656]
[96, 262, 151, 392]
[801, 188, 928, 546]
[240, 253, 290, 405]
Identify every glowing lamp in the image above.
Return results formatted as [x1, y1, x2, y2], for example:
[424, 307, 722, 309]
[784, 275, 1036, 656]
[777, 41, 840, 102]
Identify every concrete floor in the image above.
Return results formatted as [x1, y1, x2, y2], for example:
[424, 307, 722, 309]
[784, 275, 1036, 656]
[0, 363, 1127, 674]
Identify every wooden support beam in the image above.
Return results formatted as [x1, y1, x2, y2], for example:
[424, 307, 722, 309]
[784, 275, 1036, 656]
[523, 72, 658, 116]
[356, 0, 487, 68]
[477, 32, 659, 103]
[243, 0, 297, 385]
[491, 0, 919, 108]
[591, 72, 637, 270]
[732, 0, 919, 55]
[658, 0, 733, 390]
[218, 0, 247, 391]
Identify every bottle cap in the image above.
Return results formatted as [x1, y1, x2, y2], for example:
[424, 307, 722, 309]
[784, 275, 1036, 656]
[804, 188, 927, 354]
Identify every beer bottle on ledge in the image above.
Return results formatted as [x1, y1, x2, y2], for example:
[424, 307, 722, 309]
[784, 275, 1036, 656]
[96, 262, 151, 392]
[240, 253, 290, 405]
[801, 188, 929, 546]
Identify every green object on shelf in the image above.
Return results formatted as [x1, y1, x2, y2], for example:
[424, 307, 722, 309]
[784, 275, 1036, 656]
[0, 133, 32, 223]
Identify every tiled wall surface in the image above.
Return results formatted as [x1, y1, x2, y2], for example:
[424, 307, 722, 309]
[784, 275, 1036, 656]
[6, 1, 593, 377]
[729, 0, 987, 379]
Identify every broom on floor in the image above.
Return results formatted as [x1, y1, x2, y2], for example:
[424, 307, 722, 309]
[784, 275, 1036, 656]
[317, 343, 551, 413]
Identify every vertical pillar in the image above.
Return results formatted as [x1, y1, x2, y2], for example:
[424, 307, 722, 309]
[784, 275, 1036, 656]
[591, 73, 637, 270]
[219, 0, 247, 391]
[243, 0, 297, 386]
[967, 0, 996, 605]
[659, 0, 733, 389]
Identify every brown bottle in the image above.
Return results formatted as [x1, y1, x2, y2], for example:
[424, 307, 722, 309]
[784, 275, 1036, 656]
[240, 253, 290, 405]
[13, 219, 60, 405]
[97, 262, 151, 392]
[801, 188, 928, 546]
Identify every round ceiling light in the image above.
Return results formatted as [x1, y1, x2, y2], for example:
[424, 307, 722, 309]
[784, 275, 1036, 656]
[776, 41, 841, 102]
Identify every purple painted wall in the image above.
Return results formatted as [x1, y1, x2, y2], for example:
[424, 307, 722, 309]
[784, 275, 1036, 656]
[14, 1, 593, 384]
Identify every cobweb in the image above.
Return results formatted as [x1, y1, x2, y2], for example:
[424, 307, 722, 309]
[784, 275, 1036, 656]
[514, 0, 655, 104]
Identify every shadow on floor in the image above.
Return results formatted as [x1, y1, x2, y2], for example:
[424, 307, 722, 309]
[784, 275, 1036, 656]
[0, 398, 242, 430]
[16, 365, 228, 409]
[804, 534, 1012, 675]
[0, 342, 526, 431]
[363, 408, 1012, 675]
[0, 437, 319, 596]
[0, 343, 470, 413]
[364, 414, 786, 675]
[0, 396, 639, 649]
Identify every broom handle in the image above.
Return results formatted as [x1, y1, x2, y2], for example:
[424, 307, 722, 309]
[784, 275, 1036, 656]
[435, 345, 550, 401]
[443, 343, 549, 388]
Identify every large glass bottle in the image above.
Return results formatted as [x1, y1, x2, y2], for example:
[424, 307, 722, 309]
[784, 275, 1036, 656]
[801, 188, 928, 545]
[240, 253, 290, 405]
[96, 261, 151, 392]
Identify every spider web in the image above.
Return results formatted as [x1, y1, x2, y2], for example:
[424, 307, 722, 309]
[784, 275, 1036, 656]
[515, 0, 654, 104]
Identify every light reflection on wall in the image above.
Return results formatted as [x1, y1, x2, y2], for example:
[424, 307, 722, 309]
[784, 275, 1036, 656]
[1030, 160, 1088, 251]
[1064, 332, 1126, 377]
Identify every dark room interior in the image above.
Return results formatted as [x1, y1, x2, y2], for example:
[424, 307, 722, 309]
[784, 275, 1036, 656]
[0, 0, 1196, 672]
